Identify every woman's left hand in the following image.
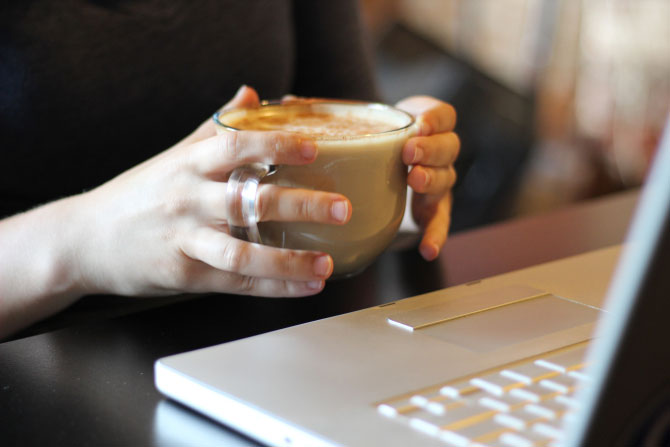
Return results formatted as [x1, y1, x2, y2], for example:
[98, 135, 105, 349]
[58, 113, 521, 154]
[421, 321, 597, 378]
[395, 96, 459, 261]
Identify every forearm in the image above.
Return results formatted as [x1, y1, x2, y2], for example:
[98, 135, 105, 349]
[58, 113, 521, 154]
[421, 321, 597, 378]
[0, 196, 89, 338]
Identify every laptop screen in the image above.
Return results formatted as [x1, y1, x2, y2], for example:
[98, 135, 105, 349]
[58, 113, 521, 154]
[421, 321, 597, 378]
[568, 118, 670, 446]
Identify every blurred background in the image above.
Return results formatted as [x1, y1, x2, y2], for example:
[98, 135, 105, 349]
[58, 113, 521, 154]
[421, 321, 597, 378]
[360, 0, 670, 232]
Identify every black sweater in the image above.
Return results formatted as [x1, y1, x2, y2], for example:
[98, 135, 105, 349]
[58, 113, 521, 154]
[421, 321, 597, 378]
[0, 0, 378, 218]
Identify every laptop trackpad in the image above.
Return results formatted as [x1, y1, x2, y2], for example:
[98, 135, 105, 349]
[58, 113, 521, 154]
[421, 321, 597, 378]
[419, 295, 600, 353]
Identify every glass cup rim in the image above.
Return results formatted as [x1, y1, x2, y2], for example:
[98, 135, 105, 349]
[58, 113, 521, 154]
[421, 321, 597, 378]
[212, 100, 416, 140]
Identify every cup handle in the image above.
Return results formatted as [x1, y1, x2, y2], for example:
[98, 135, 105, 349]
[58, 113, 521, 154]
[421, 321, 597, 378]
[226, 163, 274, 243]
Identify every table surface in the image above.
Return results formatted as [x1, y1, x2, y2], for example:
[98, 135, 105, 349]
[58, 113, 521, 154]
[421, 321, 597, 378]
[0, 189, 639, 446]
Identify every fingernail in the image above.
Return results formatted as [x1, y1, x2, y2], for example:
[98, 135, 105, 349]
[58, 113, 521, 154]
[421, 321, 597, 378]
[418, 168, 429, 188]
[412, 146, 424, 164]
[313, 255, 333, 278]
[420, 243, 439, 261]
[307, 280, 324, 290]
[300, 139, 317, 160]
[331, 200, 349, 223]
[233, 84, 247, 99]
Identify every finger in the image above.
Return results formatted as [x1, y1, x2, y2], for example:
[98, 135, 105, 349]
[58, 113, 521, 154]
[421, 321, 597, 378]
[222, 85, 260, 111]
[395, 96, 456, 136]
[189, 131, 317, 175]
[402, 132, 460, 167]
[183, 266, 325, 297]
[181, 227, 334, 281]
[177, 86, 261, 147]
[417, 195, 451, 261]
[281, 94, 301, 104]
[199, 182, 351, 224]
[408, 165, 457, 195]
[256, 185, 351, 224]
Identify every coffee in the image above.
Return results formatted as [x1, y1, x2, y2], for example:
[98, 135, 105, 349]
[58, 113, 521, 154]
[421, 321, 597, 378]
[215, 102, 415, 277]
[227, 111, 396, 137]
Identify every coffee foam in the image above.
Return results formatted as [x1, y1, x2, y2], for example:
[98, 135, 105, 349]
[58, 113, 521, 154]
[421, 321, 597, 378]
[228, 112, 394, 137]
[220, 103, 412, 139]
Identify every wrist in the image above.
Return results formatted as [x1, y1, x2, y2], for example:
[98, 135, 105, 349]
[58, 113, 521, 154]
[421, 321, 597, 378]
[41, 194, 96, 298]
[0, 194, 92, 336]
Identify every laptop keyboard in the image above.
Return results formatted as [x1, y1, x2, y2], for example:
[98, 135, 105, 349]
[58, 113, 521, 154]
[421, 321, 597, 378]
[376, 344, 589, 447]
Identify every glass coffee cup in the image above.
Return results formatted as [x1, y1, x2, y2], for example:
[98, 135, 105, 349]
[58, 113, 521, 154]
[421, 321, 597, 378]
[214, 100, 415, 277]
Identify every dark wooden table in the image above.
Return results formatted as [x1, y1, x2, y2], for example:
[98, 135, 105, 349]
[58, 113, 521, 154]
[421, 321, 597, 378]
[0, 190, 638, 446]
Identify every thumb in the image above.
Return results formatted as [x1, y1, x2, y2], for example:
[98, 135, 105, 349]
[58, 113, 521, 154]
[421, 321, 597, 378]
[223, 85, 260, 110]
[176, 86, 261, 146]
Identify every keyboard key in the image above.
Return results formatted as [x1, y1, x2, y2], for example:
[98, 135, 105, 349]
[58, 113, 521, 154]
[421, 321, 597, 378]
[532, 420, 565, 440]
[524, 400, 568, 420]
[510, 383, 560, 403]
[440, 418, 510, 447]
[500, 431, 553, 447]
[567, 368, 592, 382]
[409, 409, 455, 435]
[479, 394, 530, 412]
[471, 373, 526, 396]
[539, 374, 578, 394]
[501, 363, 560, 385]
[494, 409, 545, 431]
[441, 404, 498, 430]
[438, 430, 470, 447]
[471, 441, 509, 447]
[410, 389, 449, 407]
[377, 398, 417, 417]
[409, 416, 441, 436]
[441, 380, 481, 398]
[408, 405, 497, 438]
[534, 346, 587, 373]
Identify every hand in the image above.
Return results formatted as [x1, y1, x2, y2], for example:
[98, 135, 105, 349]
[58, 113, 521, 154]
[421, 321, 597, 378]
[74, 86, 352, 298]
[395, 96, 459, 261]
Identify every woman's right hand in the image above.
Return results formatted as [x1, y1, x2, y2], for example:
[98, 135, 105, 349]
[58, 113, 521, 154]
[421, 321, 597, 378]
[70, 85, 351, 298]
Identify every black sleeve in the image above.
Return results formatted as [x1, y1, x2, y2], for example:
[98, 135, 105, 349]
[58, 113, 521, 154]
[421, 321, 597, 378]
[291, 0, 380, 102]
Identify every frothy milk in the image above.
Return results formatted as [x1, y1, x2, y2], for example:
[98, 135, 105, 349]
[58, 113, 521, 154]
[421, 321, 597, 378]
[216, 102, 415, 277]
[228, 111, 396, 137]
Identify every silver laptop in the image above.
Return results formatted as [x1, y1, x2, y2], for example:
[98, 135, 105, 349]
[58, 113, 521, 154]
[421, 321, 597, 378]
[155, 120, 670, 447]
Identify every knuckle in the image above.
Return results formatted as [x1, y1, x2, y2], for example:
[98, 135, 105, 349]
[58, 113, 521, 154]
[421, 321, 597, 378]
[220, 131, 241, 161]
[449, 103, 457, 127]
[255, 185, 271, 221]
[294, 196, 311, 220]
[287, 280, 307, 296]
[237, 275, 256, 294]
[277, 279, 297, 296]
[442, 102, 456, 124]
[160, 256, 194, 290]
[278, 249, 298, 277]
[436, 103, 456, 131]
[220, 239, 248, 273]
[163, 195, 192, 218]
[440, 133, 460, 166]
[305, 196, 319, 220]
[451, 132, 461, 157]
[266, 132, 289, 162]
[449, 166, 458, 188]
[443, 102, 456, 119]
[273, 135, 283, 160]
